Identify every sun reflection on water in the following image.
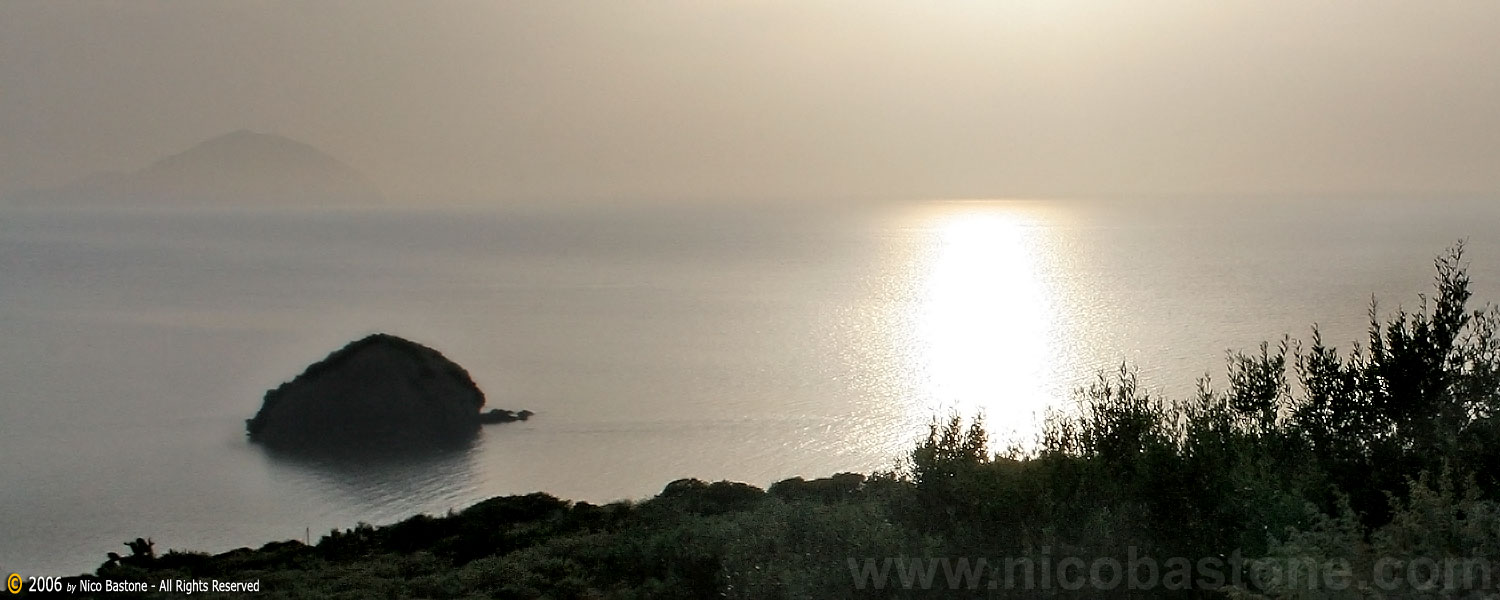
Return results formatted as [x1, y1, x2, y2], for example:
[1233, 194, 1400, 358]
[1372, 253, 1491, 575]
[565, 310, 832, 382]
[908, 204, 1060, 441]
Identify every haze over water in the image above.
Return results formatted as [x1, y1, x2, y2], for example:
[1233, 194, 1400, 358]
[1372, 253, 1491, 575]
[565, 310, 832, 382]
[2, 197, 1497, 575]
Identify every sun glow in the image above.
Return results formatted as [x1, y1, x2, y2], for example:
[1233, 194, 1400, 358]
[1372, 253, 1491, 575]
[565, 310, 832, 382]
[912, 206, 1057, 438]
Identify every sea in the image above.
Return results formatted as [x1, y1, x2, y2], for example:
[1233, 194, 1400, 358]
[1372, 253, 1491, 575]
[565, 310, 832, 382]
[2, 197, 1497, 575]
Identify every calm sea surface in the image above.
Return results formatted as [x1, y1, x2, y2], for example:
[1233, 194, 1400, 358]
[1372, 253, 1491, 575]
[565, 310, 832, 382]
[2, 198, 1497, 574]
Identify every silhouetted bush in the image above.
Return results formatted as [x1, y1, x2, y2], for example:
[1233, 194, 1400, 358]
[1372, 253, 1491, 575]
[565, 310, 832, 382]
[768, 472, 867, 502]
[653, 478, 766, 515]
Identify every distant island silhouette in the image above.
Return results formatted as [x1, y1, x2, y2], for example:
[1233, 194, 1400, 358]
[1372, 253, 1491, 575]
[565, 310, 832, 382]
[247, 333, 529, 454]
[10, 130, 382, 205]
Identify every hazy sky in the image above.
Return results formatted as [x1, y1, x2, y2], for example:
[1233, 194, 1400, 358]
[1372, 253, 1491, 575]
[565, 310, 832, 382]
[3, 1, 1499, 203]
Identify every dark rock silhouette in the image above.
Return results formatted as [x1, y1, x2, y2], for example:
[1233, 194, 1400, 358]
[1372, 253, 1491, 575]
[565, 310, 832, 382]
[478, 408, 534, 423]
[247, 334, 528, 453]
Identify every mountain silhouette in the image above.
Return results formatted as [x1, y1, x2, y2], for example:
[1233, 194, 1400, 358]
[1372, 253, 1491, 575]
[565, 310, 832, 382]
[13, 130, 382, 205]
